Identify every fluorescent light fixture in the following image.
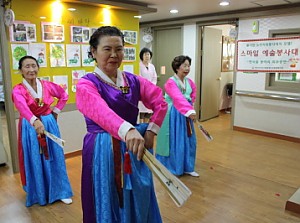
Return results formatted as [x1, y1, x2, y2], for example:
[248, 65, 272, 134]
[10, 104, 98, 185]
[220, 1, 229, 6]
[40, 16, 46, 19]
[134, 15, 142, 19]
[170, 9, 178, 14]
[68, 8, 76, 11]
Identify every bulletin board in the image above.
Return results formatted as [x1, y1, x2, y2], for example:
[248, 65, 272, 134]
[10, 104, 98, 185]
[9, 0, 140, 104]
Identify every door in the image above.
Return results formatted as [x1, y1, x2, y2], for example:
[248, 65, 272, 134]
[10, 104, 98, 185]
[199, 26, 222, 121]
[153, 27, 182, 90]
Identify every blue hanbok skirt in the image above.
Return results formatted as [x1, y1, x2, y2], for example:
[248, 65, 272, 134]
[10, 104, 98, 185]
[156, 105, 197, 176]
[82, 123, 162, 223]
[21, 114, 73, 207]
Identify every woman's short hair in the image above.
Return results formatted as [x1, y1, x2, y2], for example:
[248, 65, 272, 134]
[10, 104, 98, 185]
[171, 55, 192, 73]
[18, 55, 39, 70]
[88, 26, 124, 59]
[139, 47, 153, 61]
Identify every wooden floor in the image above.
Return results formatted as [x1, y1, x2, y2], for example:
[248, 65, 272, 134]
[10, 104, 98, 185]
[1, 113, 300, 223]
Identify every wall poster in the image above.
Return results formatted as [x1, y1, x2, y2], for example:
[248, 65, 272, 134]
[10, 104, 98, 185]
[81, 45, 94, 67]
[236, 37, 300, 72]
[11, 43, 29, 70]
[53, 75, 68, 94]
[29, 43, 47, 67]
[71, 70, 85, 92]
[50, 44, 66, 67]
[66, 44, 81, 67]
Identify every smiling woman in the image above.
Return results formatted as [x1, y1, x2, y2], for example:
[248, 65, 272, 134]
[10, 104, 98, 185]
[76, 26, 168, 223]
[11, 55, 73, 207]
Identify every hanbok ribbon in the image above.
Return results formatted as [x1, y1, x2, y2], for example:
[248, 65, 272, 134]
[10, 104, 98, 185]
[112, 137, 124, 208]
[186, 118, 193, 137]
[38, 134, 49, 159]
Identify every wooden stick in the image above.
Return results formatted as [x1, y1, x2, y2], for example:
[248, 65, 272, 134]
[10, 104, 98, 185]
[42, 132, 191, 205]
[142, 149, 192, 207]
[197, 122, 213, 141]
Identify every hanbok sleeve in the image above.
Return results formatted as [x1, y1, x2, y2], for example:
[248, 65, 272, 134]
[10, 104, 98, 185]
[188, 78, 197, 103]
[138, 76, 168, 134]
[46, 81, 68, 113]
[76, 78, 130, 141]
[165, 78, 195, 117]
[12, 86, 36, 124]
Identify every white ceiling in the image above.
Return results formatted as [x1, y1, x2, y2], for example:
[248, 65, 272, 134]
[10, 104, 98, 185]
[126, 0, 300, 23]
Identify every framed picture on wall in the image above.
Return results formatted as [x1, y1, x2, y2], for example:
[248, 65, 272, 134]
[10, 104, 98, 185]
[70, 26, 90, 43]
[123, 47, 136, 62]
[10, 21, 37, 42]
[90, 27, 98, 37]
[41, 22, 64, 42]
[221, 36, 235, 72]
[122, 30, 137, 45]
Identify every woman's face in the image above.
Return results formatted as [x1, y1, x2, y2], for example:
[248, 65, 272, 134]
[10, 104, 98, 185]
[92, 35, 124, 75]
[177, 59, 190, 77]
[143, 52, 151, 63]
[20, 58, 39, 81]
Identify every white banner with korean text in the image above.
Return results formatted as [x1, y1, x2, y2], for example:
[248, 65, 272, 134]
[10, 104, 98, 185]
[236, 37, 300, 72]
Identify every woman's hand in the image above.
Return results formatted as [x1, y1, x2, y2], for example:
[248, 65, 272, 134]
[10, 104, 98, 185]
[52, 111, 58, 121]
[144, 130, 155, 149]
[188, 114, 196, 122]
[33, 119, 45, 135]
[125, 128, 145, 161]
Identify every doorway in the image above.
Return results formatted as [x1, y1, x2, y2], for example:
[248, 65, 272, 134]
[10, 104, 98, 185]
[0, 6, 18, 173]
[153, 26, 182, 90]
[196, 23, 236, 122]
[0, 61, 8, 167]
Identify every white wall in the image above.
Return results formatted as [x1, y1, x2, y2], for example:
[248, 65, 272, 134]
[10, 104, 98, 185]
[15, 109, 87, 154]
[234, 14, 300, 138]
[58, 110, 86, 153]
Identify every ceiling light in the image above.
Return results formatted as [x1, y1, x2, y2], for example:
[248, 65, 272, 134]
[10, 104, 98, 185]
[40, 16, 46, 19]
[220, 1, 229, 6]
[67, 8, 76, 11]
[170, 9, 178, 14]
[134, 15, 142, 19]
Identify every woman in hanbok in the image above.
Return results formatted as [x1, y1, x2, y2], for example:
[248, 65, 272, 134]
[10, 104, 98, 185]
[76, 26, 167, 223]
[138, 47, 158, 123]
[12, 56, 73, 207]
[156, 55, 199, 177]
